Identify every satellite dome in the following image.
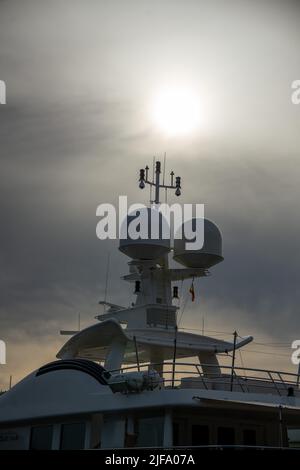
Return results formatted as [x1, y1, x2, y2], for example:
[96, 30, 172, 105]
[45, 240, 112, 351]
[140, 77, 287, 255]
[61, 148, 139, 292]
[173, 218, 223, 269]
[119, 207, 170, 260]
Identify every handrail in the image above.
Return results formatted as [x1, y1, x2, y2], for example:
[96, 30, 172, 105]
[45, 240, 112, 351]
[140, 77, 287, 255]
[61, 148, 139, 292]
[196, 364, 208, 390]
[232, 369, 248, 392]
[108, 361, 300, 396]
[110, 361, 300, 380]
[267, 371, 282, 396]
[277, 371, 289, 391]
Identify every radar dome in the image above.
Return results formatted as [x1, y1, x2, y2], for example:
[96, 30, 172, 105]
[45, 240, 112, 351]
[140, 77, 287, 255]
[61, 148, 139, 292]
[173, 218, 223, 269]
[119, 207, 170, 260]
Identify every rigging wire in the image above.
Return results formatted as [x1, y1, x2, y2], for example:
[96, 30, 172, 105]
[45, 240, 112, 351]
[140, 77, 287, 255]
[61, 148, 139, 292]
[103, 252, 111, 313]
[252, 342, 292, 347]
[238, 350, 247, 377]
[179, 326, 233, 335]
[177, 325, 292, 357]
[177, 291, 190, 327]
[179, 326, 293, 347]
[240, 349, 291, 358]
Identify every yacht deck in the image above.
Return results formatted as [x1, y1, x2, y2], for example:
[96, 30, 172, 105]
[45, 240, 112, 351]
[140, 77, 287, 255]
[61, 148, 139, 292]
[111, 361, 300, 397]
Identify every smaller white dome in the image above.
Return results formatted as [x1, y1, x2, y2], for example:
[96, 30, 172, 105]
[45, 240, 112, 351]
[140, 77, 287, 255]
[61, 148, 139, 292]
[173, 218, 223, 269]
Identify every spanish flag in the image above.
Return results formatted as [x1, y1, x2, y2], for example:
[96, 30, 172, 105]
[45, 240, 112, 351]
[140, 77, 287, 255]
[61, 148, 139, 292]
[189, 281, 195, 302]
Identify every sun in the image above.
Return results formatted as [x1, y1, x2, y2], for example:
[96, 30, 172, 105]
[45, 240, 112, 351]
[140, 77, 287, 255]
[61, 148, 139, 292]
[151, 87, 201, 136]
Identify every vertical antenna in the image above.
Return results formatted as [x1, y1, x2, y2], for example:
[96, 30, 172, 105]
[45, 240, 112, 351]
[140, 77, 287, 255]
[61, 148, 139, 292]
[103, 252, 111, 313]
[171, 325, 178, 388]
[150, 156, 155, 204]
[163, 152, 167, 203]
[133, 335, 140, 372]
[154, 161, 161, 204]
[170, 171, 174, 187]
[279, 405, 283, 448]
[230, 330, 238, 391]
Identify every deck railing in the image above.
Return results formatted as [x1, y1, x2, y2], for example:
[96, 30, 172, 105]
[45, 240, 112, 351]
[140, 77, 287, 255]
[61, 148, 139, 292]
[109, 361, 300, 396]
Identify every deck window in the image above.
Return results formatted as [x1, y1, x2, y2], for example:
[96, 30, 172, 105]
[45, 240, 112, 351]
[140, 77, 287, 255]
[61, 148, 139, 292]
[243, 429, 257, 446]
[173, 422, 180, 446]
[60, 422, 86, 450]
[136, 416, 164, 447]
[287, 428, 300, 448]
[30, 425, 53, 450]
[191, 424, 209, 446]
[217, 426, 235, 446]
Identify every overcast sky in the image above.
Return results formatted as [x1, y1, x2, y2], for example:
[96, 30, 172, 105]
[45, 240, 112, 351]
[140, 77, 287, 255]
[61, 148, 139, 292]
[1, 0, 300, 388]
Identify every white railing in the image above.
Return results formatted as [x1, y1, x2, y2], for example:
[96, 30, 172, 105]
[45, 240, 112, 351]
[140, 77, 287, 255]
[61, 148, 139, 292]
[109, 361, 300, 396]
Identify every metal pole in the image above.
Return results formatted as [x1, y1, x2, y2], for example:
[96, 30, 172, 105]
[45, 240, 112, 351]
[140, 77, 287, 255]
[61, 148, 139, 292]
[133, 335, 140, 372]
[297, 362, 300, 387]
[171, 326, 178, 388]
[279, 405, 284, 447]
[9, 375, 12, 390]
[230, 331, 237, 392]
[154, 161, 161, 204]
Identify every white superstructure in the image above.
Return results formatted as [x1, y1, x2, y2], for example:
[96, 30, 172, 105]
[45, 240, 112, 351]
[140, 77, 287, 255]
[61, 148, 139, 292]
[0, 160, 300, 450]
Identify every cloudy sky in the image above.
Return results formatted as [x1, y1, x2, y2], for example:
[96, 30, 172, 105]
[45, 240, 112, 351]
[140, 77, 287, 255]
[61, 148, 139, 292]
[1, 0, 300, 388]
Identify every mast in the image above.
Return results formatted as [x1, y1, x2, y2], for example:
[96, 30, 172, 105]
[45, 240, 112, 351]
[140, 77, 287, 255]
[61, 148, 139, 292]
[139, 159, 181, 205]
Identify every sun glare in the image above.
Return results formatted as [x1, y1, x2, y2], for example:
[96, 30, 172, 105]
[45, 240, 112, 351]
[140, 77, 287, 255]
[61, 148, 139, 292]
[152, 87, 201, 136]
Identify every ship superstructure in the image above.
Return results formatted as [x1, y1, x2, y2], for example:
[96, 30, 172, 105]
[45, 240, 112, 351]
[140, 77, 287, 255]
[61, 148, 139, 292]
[0, 160, 300, 450]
